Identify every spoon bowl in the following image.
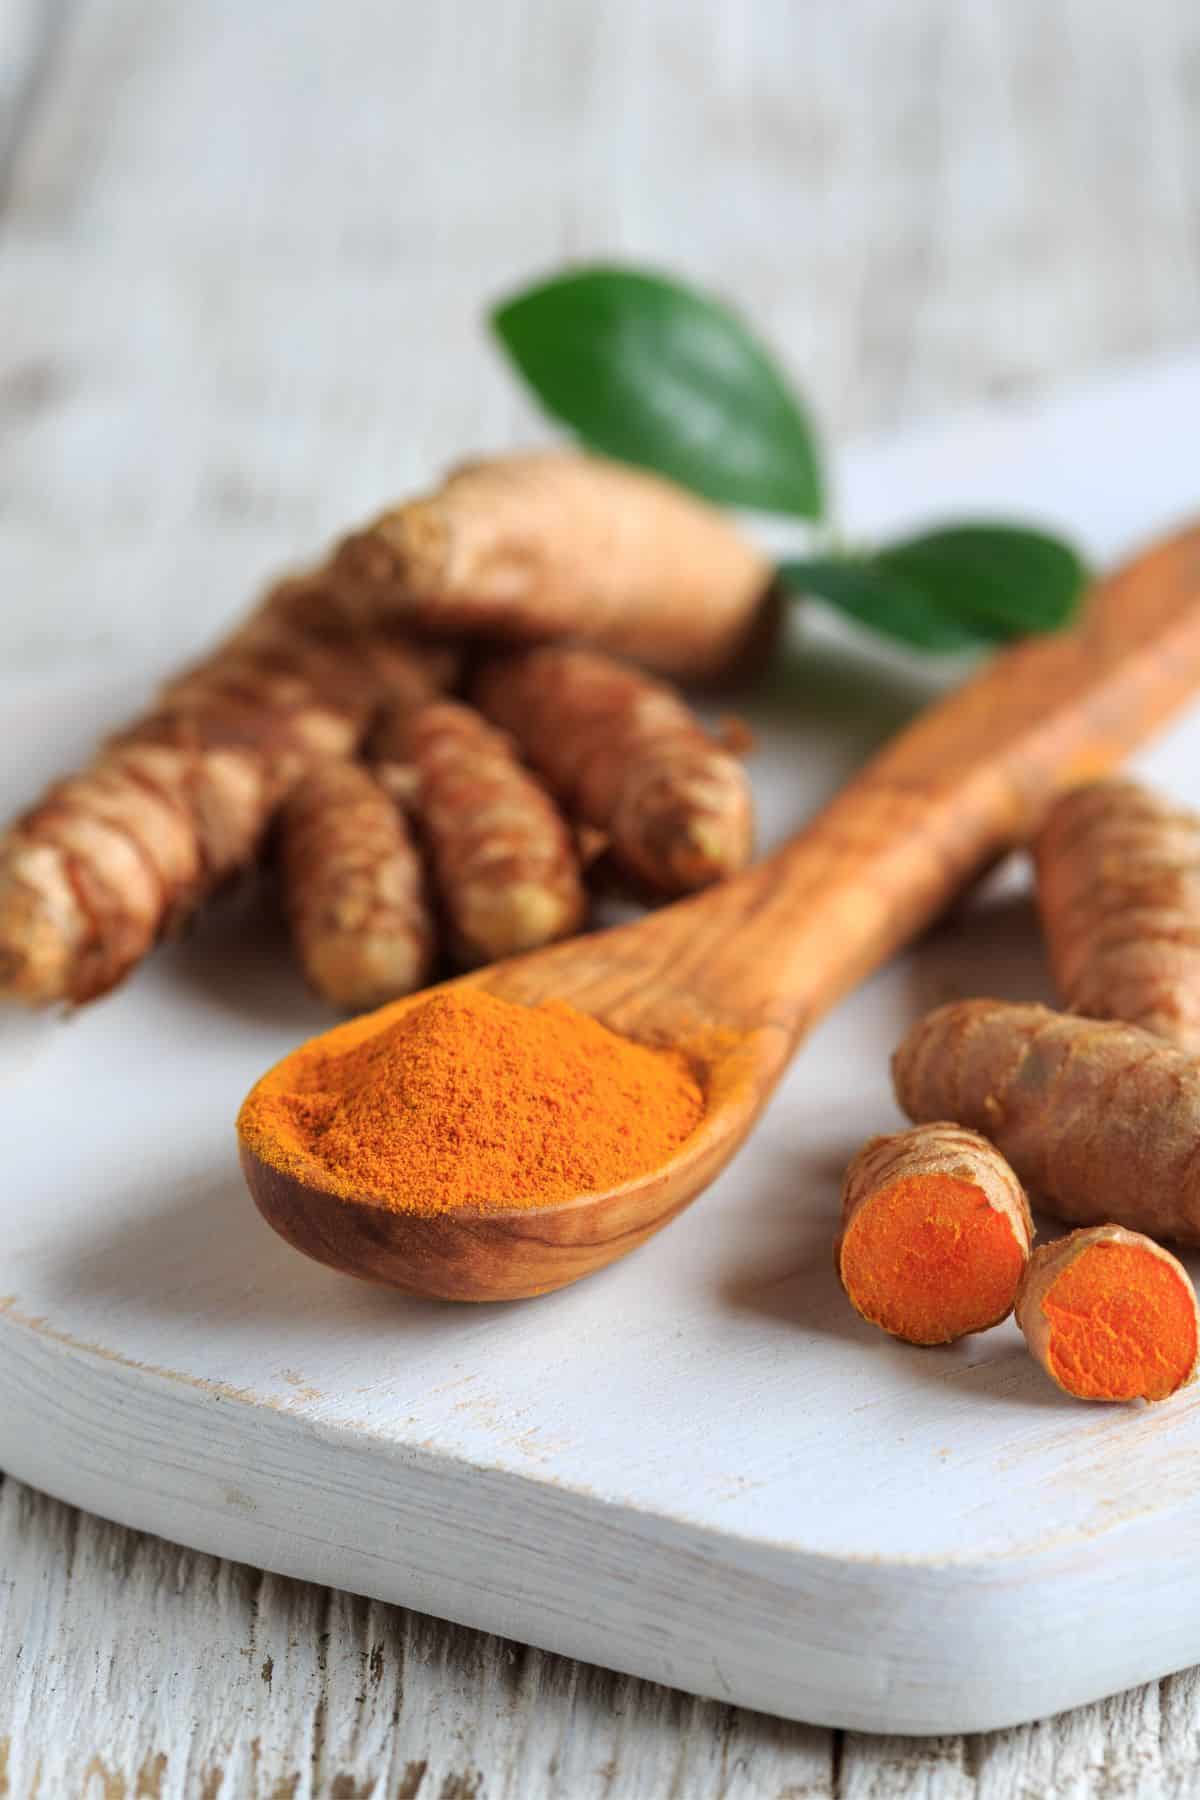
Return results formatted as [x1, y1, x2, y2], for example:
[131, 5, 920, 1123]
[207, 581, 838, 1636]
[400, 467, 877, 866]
[242, 996, 778, 1301]
[242, 524, 1200, 1300]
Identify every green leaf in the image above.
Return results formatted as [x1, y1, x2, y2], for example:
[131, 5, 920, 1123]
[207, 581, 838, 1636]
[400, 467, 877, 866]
[491, 265, 824, 518]
[873, 524, 1088, 639]
[781, 525, 1088, 653]
[779, 558, 986, 652]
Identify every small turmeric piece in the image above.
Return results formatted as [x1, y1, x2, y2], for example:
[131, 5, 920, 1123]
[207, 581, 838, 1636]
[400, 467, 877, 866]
[373, 699, 586, 967]
[279, 761, 434, 1011]
[893, 999, 1200, 1245]
[472, 647, 754, 895]
[836, 1124, 1032, 1345]
[331, 451, 774, 680]
[1035, 777, 1200, 1052]
[0, 575, 452, 1006]
[1016, 1224, 1200, 1402]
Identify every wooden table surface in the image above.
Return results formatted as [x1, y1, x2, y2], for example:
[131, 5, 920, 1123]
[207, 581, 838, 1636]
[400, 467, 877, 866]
[3, 2, 1200, 1793]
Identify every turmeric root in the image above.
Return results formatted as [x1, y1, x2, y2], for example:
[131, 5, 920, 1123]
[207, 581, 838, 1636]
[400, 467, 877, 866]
[1035, 777, 1200, 1052]
[373, 699, 586, 967]
[1016, 1225, 1199, 1402]
[0, 576, 452, 1006]
[893, 999, 1200, 1246]
[836, 1124, 1032, 1345]
[472, 647, 754, 895]
[279, 760, 434, 1011]
[331, 452, 774, 680]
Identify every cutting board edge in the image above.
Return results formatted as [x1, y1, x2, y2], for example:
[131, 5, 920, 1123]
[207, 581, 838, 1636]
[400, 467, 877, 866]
[4, 1307, 1195, 1736]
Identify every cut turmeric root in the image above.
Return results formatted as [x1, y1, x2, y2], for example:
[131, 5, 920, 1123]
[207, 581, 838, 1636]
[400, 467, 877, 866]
[837, 1124, 1032, 1345]
[0, 575, 453, 1006]
[373, 699, 586, 967]
[279, 760, 434, 1011]
[893, 998, 1200, 1246]
[1035, 777, 1200, 1052]
[331, 452, 774, 680]
[1016, 1225, 1199, 1402]
[472, 647, 754, 896]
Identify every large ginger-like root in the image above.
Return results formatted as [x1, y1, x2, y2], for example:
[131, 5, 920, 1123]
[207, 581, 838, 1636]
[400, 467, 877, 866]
[332, 452, 774, 681]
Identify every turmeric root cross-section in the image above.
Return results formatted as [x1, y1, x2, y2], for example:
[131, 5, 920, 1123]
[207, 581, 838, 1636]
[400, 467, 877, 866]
[837, 1124, 1032, 1345]
[1016, 1225, 1200, 1403]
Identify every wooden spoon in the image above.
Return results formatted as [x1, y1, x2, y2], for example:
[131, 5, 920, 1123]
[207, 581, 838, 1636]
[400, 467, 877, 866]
[243, 525, 1200, 1302]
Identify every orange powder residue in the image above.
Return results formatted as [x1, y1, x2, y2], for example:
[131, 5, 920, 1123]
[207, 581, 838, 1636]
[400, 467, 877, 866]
[237, 986, 705, 1215]
[1043, 1239, 1199, 1402]
[839, 1173, 1028, 1346]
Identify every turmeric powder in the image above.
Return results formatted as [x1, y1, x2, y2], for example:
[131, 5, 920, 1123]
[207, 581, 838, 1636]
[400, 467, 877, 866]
[330, 451, 774, 680]
[893, 999, 1200, 1245]
[372, 699, 586, 966]
[279, 760, 434, 1011]
[837, 1124, 1032, 1345]
[1035, 777, 1200, 1052]
[1016, 1224, 1200, 1402]
[0, 574, 453, 1006]
[473, 647, 754, 895]
[237, 986, 705, 1213]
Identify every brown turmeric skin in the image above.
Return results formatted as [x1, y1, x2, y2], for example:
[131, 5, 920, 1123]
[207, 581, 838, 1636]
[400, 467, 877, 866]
[473, 647, 754, 895]
[893, 999, 1200, 1246]
[0, 575, 452, 1006]
[837, 1124, 1032, 1345]
[1035, 777, 1200, 1052]
[373, 699, 586, 966]
[237, 986, 705, 1214]
[331, 452, 774, 680]
[1016, 1225, 1200, 1403]
[279, 761, 434, 1011]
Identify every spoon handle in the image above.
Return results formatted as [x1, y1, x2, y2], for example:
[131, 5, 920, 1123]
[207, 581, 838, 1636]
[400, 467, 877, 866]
[649, 523, 1200, 1039]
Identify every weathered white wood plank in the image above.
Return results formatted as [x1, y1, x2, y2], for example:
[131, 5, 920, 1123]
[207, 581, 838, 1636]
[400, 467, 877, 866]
[1, 0, 1198, 674]
[818, 1670, 1200, 1798]
[11, 1465, 1200, 1800]
[0, 1478, 835, 1799]
[0, 0, 66, 210]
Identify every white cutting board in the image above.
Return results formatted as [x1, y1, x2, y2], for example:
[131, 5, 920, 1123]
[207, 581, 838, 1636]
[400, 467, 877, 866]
[3, 355, 1200, 1737]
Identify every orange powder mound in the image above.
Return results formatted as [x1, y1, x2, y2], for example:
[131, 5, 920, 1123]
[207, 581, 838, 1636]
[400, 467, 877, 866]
[1043, 1240, 1199, 1402]
[237, 986, 705, 1215]
[838, 1173, 1028, 1346]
